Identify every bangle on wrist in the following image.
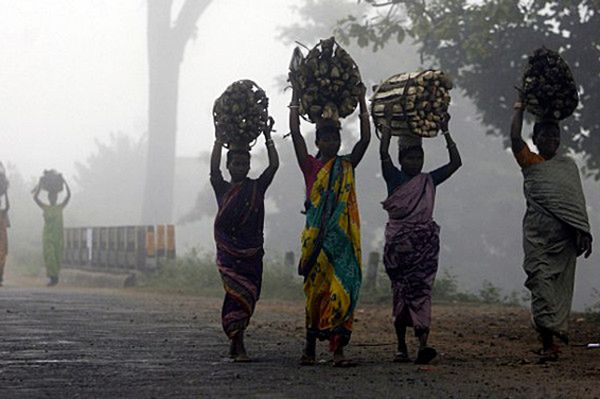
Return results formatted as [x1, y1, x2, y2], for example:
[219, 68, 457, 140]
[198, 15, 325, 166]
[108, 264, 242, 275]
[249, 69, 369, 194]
[513, 102, 525, 110]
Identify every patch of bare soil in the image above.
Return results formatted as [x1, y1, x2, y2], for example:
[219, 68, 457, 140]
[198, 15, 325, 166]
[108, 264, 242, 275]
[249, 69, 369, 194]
[1, 285, 599, 398]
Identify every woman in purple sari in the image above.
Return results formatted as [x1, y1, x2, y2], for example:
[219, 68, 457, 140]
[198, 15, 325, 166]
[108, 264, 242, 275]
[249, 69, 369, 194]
[378, 117, 461, 364]
[210, 118, 278, 362]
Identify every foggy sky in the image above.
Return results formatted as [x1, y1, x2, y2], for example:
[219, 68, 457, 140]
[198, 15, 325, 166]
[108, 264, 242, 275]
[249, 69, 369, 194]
[0, 0, 300, 181]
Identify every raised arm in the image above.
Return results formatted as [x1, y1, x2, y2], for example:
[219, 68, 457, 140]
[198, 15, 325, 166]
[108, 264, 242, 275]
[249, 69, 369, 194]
[2, 192, 9, 212]
[211, 123, 224, 182]
[33, 179, 44, 209]
[430, 115, 462, 185]
[60, 177, 71, 208]
[259, 117, 279, 187]
[350, 84, 371, 168]
[289, 84, 309, 168]
[378, 123, 392, 162]
[511, 92, 526, 155]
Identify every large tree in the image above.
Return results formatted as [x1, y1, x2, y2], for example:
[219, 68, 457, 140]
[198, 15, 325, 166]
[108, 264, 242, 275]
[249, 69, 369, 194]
[275, 0, 599, 300]
[143, 0, 213, 224]
[73, 133, 146, 226]
[334, 0, 600, 179]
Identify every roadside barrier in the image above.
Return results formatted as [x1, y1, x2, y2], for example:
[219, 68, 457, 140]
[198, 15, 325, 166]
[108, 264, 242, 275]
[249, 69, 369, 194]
[63, 225, 176, 273]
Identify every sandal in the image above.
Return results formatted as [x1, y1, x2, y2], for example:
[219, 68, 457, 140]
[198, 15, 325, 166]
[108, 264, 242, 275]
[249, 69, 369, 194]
[300, 352, 316, 366]
[415, 347, 437, 365]
[534, 344, 560, 364]
[233, 353, 252, 363]
[393, 351, 411, 363]
[332, 358, 357, 368]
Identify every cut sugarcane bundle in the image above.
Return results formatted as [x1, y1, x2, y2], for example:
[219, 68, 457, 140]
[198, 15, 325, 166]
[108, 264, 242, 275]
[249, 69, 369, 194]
[213, 79, 269, 146]
[371, 70, 453, 138]
[522, 47, 579, 121]
[289, 37, 361, 123]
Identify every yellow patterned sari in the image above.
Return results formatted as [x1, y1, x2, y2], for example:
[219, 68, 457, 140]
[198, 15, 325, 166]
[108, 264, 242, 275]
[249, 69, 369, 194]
[299, 156, 362, 348]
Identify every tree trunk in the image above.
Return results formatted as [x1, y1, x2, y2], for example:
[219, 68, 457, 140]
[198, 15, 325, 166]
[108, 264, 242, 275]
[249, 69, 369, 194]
[142, 0, 212, 224]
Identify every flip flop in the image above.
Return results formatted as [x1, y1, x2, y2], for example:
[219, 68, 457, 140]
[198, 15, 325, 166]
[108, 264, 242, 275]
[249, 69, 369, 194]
[299, 353, 316, 366]
[415, 347, 437, 365]
[233, 354, 252, 363]
[533, 345, 560, 364]
[332, 358, 357, 368]
[393, 351, 411, 363]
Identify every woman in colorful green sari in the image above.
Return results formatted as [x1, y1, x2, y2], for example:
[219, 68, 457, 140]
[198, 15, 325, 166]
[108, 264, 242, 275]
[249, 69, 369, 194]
[289, 83, 370, 367]
[34, 175, 70, 287]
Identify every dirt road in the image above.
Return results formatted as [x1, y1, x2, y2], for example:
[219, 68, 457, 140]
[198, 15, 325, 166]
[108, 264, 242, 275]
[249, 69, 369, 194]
[1, 286, 599, 398]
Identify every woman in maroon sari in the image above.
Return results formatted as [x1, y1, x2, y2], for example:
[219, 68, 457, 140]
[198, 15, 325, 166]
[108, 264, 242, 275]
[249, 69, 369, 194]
[210, 118, 278, 362]
[379, 118, 461, 364]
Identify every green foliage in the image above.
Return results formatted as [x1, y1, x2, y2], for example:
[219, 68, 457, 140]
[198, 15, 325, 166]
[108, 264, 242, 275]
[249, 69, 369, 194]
[137, 249, 303, 300]
[335, 0, 600, 179]
[584, 288, 600, 322]
[137, 249, 222, 296]
[478, 279, 503, 304]
[361, 268, 524, 306]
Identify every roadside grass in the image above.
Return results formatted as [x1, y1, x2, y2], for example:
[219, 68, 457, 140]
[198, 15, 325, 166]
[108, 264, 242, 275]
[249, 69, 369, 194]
[6, 245, 44, 278]
[584, 289, 600, 322]
[137, 250, 526, 307]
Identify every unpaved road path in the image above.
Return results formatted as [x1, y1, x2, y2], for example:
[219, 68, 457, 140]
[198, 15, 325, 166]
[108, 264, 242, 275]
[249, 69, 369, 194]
[1, 286, 599, 398]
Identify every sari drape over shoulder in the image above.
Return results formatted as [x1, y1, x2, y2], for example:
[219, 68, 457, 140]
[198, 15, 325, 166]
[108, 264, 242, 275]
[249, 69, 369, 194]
[383, 173, 440, 332]
[522, 156, 590, 338]
[214, 178, 265, 338]
[299, 156, 362, 347]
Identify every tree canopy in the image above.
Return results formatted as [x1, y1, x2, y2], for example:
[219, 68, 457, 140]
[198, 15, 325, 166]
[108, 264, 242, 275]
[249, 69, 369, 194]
[335, 0, 600, 178]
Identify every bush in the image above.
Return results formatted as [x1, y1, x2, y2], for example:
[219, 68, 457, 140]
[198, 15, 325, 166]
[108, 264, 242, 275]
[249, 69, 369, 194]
[137, 249, 303, 300]
[584, 289, 600, 322]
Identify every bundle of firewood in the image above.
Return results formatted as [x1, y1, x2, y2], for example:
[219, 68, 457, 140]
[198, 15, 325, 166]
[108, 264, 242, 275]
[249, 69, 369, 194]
[371, 70, 452, 137]
[213, 80, 269, 146]
[522, 47, 579, 121]
[289, 37, 362, 123]
[40, 170, 64, 193]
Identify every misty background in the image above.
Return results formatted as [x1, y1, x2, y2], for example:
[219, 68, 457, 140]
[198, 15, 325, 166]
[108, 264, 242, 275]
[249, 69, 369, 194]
[0, 0, 597, 309]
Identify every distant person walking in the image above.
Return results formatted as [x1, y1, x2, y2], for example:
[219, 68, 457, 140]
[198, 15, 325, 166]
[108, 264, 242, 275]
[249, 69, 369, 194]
[33, 171, 70, 287]
[210, 118, 279, 362]
[288, 81, 370, 367]
[0, 164, 9, 287]
[378, 116, 461, 364]
[511, 93, 592, 362]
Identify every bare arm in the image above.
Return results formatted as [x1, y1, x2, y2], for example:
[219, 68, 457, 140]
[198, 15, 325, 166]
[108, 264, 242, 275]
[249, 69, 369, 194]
[2, 192, 9, 212]
[430, 116, 462, 185]
[378, 123, 392, 161]
[289, 85, 309, 168]
[259, 117, 279, 186]
[511, 94, 526, 155]
[350, 84, 371, 168]
[210, 124, 224, 180]
[33, 180, 44, 209]
[60, 178, 71, 208]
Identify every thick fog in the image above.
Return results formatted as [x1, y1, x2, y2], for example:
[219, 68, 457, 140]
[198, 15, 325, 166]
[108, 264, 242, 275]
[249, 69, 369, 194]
[0, 1, 597, 309]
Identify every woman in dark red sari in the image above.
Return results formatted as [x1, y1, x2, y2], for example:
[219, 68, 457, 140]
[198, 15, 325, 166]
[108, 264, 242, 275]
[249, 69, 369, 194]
[379, 118, 461, 364]
[210, 118, 278, 362]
